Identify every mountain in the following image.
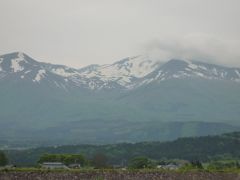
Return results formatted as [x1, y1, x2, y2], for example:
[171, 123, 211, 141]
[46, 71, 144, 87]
[0, 52, 240, 147]
[1, 52, 240, 91]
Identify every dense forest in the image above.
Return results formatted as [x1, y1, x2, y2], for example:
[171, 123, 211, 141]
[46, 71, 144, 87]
[4, 132, 240, 166]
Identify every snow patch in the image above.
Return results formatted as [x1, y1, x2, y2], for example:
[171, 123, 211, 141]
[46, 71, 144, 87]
[51, 68, 78, 77]
[11, 53, 26, 72]
[235, 70, 240, 78]
[155, 71, 163, 79]
[194, 72, 205, 77]
[188, 62, 198, 69]
[159, 77, 165, 81]
[0, 58, 2, 71]
[179, 71, 190, 77]
[199, 65, 208, 71]
[33, 69, 46, 82]
[185, 68, 192, 71]
[139, 78, 155, 86]
[82, 71, 98, 78]
[11, 60, 24, 72]
[221, 72, 225, 78]
[0, 58, 3, 70]
[173, 74, 180, 78]
[24, 70, 31, 74]
[54, 81, 62, 88]
[212, 68, 218, 75]
[89, 81, 96, 90]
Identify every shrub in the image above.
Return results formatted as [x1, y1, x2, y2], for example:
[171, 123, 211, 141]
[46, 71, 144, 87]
[0, 151, 8, 166]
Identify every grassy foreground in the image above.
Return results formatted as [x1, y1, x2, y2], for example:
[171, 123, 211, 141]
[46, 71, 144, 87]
[1, 168, 240, 180]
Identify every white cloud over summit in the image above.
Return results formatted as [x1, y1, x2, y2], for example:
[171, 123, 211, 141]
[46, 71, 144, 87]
[144, 34, 240, 67]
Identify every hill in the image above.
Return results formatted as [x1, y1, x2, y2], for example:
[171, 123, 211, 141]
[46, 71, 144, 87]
[5, 131, 240, 166]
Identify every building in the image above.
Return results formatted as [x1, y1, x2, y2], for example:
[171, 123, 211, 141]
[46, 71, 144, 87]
[41, 162, 68, 169]
[157, 164, 180, 170]
[68, 163, 81, 169]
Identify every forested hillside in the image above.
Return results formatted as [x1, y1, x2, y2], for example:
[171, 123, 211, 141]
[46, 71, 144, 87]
[5, 132, 240, 166]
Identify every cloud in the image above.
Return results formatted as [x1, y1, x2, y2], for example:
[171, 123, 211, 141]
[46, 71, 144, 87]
[143, 34, 240, 67]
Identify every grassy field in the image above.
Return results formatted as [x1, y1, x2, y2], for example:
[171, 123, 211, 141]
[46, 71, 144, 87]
[1, 168, 240, 180]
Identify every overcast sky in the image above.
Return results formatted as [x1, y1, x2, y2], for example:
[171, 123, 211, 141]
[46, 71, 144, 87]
[0, 0, 240, 68]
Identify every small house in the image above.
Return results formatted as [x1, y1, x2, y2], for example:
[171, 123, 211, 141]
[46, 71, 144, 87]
[68, 163, 81, 169]
[41, 162, 68, 169]
[157, 164, 180, 170]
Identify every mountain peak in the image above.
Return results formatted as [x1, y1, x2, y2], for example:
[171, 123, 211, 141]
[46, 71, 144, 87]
[0, 52, 29, 73]
[77, 55, 162, 88]
[14, 51, 25, 57]
[0, 51, 27, 59]
[141, 58, 240, 85]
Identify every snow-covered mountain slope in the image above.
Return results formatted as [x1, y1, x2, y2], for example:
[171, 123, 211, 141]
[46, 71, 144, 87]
[136, 59, 240, 87]
[0, 52, 162, 90]
[0, 52, 240, 91]
[78, 55, 162, 87]
[0, 52, 82, 90]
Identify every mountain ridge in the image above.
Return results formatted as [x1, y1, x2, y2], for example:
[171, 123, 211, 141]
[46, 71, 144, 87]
[1, 52, 240, 91]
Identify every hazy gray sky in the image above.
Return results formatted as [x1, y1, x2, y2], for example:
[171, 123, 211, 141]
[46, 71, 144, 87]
[0, 0, 240, 67]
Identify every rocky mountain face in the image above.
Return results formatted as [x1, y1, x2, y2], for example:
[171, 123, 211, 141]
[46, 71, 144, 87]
[1, 52, 239, 91]
[0, 52, 161, 90]
[0, 52, 240, 147]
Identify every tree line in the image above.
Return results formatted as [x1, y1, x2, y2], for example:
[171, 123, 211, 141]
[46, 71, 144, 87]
[4, 131, 240, 167]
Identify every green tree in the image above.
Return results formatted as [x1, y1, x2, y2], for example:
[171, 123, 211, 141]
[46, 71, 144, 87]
[190, 160, 203, 169]
[128, 156, 155, 169]
[0, 151, 8, 166]
[91, 153, 108, 169]
[63, 154, 87, 165]
[38, 154, 59, 163]
[236, 161, 240, 169]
